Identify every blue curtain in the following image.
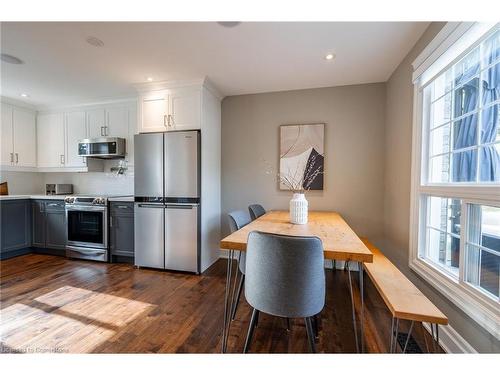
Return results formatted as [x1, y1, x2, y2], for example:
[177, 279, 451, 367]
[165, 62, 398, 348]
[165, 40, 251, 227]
[452, 33, 500, 182]
[480, 35, 500, 181]
[452, 76, 478, 182]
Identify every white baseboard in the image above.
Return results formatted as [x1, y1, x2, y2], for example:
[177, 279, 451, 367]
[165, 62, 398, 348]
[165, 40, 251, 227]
[422, 322, 477, 353]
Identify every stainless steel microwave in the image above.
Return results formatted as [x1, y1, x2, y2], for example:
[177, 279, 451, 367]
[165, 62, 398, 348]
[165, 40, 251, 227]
[78, 137, 126, 159]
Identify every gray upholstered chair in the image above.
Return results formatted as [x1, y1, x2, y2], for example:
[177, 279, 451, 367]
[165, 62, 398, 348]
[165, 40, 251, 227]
[243, 231, 325, 353]
[248, 204, 266, 221]
[227, 210, 252, 320]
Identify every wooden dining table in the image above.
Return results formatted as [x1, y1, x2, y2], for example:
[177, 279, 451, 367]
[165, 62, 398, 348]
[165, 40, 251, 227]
[219, 210, 373, 353]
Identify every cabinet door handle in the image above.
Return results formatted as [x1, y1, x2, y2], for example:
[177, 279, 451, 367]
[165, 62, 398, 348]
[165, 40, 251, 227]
[10, 153, 13, 163]
[117, 205, 129, 209]
[109, 216, 113, 227]
[47, 203, 60, 207]
[60, 154, 65, 164]
[168, 114, 173, 127]
[163, 115, 168, 128]
[100, 126, 104, 136]
[15, 153, 19, 164]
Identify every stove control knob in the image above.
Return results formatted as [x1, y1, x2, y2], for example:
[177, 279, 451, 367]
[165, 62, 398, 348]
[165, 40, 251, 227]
[65, 197, 74, 204]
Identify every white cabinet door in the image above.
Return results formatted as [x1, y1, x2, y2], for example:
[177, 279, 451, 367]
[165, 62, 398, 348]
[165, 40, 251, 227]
[168, 87, 201, 131]
[139, 91, 168, 133]
[1, 103, 13, 165]
[12, 108, 37, 167]
[86, 108, 106, 138]
[65, 111, 87, 167]
[37, 113, 65, 167]
[126, 103, 136, 165]
[105, 105, 129, 138]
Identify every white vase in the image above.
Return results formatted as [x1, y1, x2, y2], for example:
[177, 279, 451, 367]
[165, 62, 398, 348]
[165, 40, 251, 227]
[289, 193, 308, 224]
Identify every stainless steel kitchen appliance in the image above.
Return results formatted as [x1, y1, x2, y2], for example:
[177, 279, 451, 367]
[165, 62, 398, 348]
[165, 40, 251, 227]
[134, 131, 200, 273]
[65, 195, 109, 262]
[78, 137, 126, 159]
[46, 183, 73, 195]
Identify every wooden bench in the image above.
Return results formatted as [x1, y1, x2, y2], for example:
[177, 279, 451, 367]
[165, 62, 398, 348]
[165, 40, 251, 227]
[360, 238, 448, 353]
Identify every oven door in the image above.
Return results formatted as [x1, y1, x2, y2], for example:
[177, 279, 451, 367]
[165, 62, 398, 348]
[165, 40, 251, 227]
[66, 206, 107, 249]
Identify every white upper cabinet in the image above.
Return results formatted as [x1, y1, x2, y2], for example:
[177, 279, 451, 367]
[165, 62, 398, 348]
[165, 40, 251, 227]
[139, 91, 169, 133]
[105, 105, 129, 138]
[86, 108, 106, 138]
[168, 87, 201, 131]
[12, 108, 37, 167]
[37, 113, 65, 168]
[1, 103, 14, 166]
[65, 111, 87, 167]
[0, 102, 37, 169]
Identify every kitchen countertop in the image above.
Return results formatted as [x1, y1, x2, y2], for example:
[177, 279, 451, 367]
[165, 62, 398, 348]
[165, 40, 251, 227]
[0, 195, 66, 201]
[108, 196, 134, 202]
[0, 195, 134, 202]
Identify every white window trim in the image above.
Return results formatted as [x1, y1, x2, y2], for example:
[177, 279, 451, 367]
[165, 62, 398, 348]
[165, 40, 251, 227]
[410, 22, 500, 340]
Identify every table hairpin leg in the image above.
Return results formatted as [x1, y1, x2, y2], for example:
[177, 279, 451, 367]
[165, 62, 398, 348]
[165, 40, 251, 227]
[358, 261, 365, 353]
[346, 261, 360, 353]
[389, 317, 395, 353]
[221, 249, 236, 353]
[392, 318, 400, 353]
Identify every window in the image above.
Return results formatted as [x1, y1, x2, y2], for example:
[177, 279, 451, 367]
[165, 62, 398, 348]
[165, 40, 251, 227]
[411, 23, 500, 338]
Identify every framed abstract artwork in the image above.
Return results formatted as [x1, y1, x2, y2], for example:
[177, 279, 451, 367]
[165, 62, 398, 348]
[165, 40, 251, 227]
[279, 123, 325, 191]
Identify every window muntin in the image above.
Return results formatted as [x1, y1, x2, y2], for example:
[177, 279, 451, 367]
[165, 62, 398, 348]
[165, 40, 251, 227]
[423, 196, 461, 276]
[465, 204, 500, 300]
[425, 29, 500, 184]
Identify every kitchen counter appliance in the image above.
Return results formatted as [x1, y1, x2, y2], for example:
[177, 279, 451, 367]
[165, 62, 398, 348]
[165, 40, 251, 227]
[78, 137, 126, 159]
[134, 131, 200, 273]
[46, 183, 73, 195]
[65, 195, 109, 262]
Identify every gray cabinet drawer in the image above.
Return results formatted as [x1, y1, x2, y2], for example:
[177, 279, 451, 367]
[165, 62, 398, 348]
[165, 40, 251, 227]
[110, 202, 134, 216]
[44, 201, 65, 212]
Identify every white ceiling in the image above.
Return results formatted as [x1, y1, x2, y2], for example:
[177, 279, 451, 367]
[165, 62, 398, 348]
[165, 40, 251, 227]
[1, 22, 429, 107]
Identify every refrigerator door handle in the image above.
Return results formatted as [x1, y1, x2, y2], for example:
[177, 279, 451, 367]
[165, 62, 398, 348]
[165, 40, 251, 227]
[165, 204, 198, 209]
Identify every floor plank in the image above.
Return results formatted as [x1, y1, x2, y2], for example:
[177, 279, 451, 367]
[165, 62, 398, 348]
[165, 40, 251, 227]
[0, 254, 441, 353]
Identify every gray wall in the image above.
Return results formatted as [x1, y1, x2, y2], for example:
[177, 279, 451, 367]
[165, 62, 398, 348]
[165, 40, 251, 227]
[221, 83, 386, 239]
[381, 22, 500, 352]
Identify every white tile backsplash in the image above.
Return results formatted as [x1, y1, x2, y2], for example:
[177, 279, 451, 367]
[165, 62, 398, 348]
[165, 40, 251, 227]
[43, 171, 133, 195]
[1, 168, 133, 196]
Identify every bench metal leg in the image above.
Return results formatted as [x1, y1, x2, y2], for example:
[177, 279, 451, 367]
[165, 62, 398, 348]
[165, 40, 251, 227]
[389, 317, 395, 353]
[346, 261, 359, 353]
[402, 321, 415, 353]
[392, 318, 400, 353]
[430, 323, 440, 353]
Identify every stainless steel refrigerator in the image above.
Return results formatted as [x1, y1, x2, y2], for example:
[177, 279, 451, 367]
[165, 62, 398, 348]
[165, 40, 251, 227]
[134, 131, 200, 273]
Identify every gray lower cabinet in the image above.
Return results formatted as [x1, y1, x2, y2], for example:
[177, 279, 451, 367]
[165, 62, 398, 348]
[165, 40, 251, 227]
[31, 199, 66, 253]
[110, 202, 134, 258]
[0, 199, 31, 259]
[32, 200, 46, 247]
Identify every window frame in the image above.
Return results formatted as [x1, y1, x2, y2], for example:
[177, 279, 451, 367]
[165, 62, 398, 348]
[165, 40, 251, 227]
[410, 22, 500, 340]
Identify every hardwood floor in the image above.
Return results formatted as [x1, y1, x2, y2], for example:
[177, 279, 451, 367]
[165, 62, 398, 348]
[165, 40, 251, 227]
[0, 254, 439, 353]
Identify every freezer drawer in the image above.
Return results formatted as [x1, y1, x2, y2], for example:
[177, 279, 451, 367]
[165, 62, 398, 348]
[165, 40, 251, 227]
[164, 131, 199, 199]
[165, 204, 199, 273]
[134, 203, 164, 268]
[134, 133, 164, 198]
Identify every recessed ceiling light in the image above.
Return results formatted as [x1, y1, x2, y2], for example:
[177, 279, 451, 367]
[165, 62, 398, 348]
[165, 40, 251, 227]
[1, 53, 24, 64]
[20, 93, 29, 98]
[217, 22, 241, 28]
[325, 53, 335, 61]
[147, 77, 153, 82]
[86, 36, 104, 47]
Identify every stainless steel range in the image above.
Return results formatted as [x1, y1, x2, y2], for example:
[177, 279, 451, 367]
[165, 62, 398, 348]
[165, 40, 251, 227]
[65, 195, 109, 262]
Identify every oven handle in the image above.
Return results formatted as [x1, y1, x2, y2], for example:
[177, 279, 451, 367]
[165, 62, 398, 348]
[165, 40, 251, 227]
[65, 205, 107, 212]
[66, 246, 107, 255]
